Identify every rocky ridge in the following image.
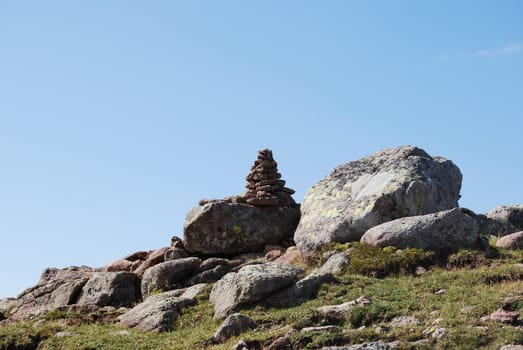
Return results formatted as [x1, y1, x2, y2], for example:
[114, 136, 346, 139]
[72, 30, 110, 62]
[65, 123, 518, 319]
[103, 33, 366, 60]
[1, 146, 522, 350]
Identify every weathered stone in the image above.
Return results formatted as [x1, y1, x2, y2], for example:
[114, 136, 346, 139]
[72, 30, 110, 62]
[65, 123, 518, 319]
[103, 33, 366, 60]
[496, 231, 523, 250]
[361, 208, 485, 252]
[183, 201, 300, 254]
[124, 251, 148, 261]
[119, 283, 206, 333]
[212, 313, 256, 343]
[141, 257, 201, 298]
[185, 264, 232, 286]
[389, 315, 421, 328]
[480, 308, 520, 324]
[301, 325, 339, 333]
[266, 270, 335, 307]
[170, 236, 184, 248]
[164, 247, 189, 261]
[322, 342, 392, 350]
[317, 296, 372, 316]
[104, 259, 134, 272]
[487, 205, 523, 230]
[265, 249, 283, 261]
[76, 272, 140, 307]
[134, 247, 170, 276]
[295, 146, 462, 257]
[9, 266, 94, 321]
[210, 262, 304, 318]
[317, 251, 352, 276]
[276, 246, 305, 266]
[199, 258, 240, 272]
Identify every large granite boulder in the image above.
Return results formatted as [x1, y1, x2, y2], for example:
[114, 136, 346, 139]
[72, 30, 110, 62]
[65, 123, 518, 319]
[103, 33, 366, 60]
[209, 262, 303, 318]
[487, 205, 523, 231]
[360, 208, 485, 251]
[294, 146, 462, 257]
[183, 201, 300, 254]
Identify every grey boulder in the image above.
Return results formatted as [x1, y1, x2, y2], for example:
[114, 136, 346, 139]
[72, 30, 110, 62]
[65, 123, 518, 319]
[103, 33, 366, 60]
[119, 284, 207, 332]
[294, 146, 462, 257]
[212, 313, 256, 343]
[141, 257, 201, 298]
[77, 271, 140, 307]
[209, 262, 303, 318]
[183, 201, 300, 254]
[360, 208, 484, 251]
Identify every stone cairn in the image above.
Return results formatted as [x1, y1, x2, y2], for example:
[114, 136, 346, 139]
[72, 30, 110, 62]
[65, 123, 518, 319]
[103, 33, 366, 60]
[243, 149, 296, 207]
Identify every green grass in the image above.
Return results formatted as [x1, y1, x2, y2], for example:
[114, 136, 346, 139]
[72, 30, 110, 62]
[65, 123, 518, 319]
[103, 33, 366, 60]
[1, 245, 522, 350]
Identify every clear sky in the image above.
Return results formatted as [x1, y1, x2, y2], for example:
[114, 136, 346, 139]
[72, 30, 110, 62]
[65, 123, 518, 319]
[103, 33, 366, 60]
[0, 1, 521, 298]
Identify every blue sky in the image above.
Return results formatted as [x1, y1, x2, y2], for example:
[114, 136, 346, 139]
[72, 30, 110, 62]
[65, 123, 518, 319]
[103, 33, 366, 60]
[0, 1, 521, 298]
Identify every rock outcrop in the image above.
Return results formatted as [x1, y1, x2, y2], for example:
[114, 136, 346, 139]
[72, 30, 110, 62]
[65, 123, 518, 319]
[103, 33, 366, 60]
[360, 208, 485, 251]
[294, 146, 462, 257]
[183, 201, 300, 254]
[209, 262, 303, 318]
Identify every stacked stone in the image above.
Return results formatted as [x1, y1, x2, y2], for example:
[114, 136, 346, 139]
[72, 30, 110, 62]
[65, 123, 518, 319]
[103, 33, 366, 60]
[243, 149, 296, 207]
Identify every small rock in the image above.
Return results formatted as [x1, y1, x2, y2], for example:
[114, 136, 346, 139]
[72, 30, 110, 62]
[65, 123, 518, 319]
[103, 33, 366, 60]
[496, 231, 523, 250]
[423, 326, 446, 340]
[317, 251, 352, 275]
[321, 341, 392, 349]
[212, 313, 255, 343]
[480, 308, 520, 324]
[265, 249, 283, 261]
[55, 331, 72, 337]
[104, 259, 134, 272]
[171, 236, 184, 248]
[276, 246, 305, 266]
[500, 346, 523, 350]
[389, 316, 421, 328]
[164, 247, 189, 261]
[234, 340, 249, 350]
[317, 296, 371, 315]
[375, 325, 390, 334]
[301, 325, 339, 333]
[434, 289, 446, 295]
[134, 247, 170, 276]
[415, 266, 427, 276]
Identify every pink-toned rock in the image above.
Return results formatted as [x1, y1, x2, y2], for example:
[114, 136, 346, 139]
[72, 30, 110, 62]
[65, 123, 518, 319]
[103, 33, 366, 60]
[276, 246, 304, 266]
[265, 250, 283, 261]
[104, 259, 134, 272]
[496, 231, 523, 250]
[130, 260, 143, 272]
[134, 247, 170, 276]
[124, 251, 148, 261]
[480, 308, 520, 324]
[171, 236, 184, 249]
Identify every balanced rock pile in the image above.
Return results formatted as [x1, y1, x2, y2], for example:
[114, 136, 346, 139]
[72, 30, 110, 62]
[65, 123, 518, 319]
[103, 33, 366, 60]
[243, 149, 296, 207]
